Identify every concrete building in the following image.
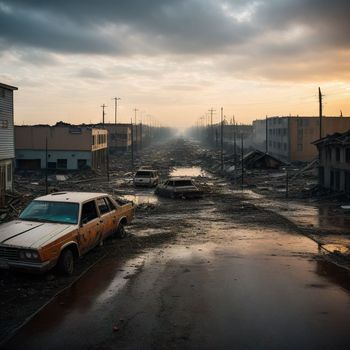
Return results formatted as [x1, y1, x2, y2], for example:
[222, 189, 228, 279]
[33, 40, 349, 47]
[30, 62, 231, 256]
[95, 123, 132, 152]
[15, 124, 108, 171]
[252, 119, 267, 151]
[255, 116, 350, 163]
[313, 131, 350, 193]
[0, 82, 17, 206]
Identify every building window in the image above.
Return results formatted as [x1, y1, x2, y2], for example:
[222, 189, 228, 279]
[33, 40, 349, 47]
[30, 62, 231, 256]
[6, 163, 12, 183]
[0, 88, 5, 98]
[57, 159, 67, 169]
[330, 170, 334, 188]
[346, 149, 350, 163]
[284, 143, 287, 151]
[336, 148, 340, 162]
[78, 159, 87, 169]
[335, 170, 340, 190]
[1, 120, 8, 128]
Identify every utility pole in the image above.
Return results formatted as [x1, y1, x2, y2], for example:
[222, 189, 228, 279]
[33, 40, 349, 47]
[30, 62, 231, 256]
[112, 97, 121, 124]
[45, 137, 48, 195]
[319, 87, 323, 139]
[220, 107, 224, 172]
[133, 109, 138, 153]
[130, 118, 134, 168]
[233, 120, 237, 165]
[208, 108, 216, 145]
[265, 115, 268, 153]
[101, 104, 107, 125]
[106, 147, 110, 182]
[241, 134, 244, 191]
[140, 122, 143, 152]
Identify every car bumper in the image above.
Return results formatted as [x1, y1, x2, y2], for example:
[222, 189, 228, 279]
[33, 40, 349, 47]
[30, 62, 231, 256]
[134, 180, 154, 187]
[0, 259, 55, 273]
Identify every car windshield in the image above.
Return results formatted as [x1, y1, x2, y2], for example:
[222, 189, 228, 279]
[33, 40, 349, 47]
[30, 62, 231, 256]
[19, 200, 79, 225]
[174, 180, 194, 187]
[135, 171, 153, 177]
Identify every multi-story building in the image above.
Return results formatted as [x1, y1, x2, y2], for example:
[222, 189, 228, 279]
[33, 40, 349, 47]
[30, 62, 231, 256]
[252, 119, 267, 151]
[0, 82, 17, 206]
[313, 131, 350, 193]
[15, 124, 108, 171]
[95, 123, 132, 152]
[264, 116, 350, 163]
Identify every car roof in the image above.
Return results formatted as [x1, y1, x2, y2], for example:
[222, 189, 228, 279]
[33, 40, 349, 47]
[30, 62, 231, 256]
[35, 192, 109, 203]
[167, 177, 193, 181]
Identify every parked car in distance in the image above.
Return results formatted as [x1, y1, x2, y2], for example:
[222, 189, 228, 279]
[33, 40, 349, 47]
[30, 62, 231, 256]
[134, 169, 159, 187]
[0, 192, 134, 275]
[155, 177, 203, 199]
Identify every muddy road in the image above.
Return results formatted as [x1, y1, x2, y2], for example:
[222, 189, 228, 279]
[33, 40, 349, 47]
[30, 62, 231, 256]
[2, 139, 350, 350]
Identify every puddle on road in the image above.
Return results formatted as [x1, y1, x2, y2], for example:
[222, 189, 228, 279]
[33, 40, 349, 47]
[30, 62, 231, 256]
[122, 193, 159, 205]
[239, 190, 350, 234]
[322, 244, 350, 255]
[170, 166, 211, 178]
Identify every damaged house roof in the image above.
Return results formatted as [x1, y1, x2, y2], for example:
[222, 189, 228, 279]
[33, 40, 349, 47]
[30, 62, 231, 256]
[312, 130, 350, 146]
[243, 150, 286, 169]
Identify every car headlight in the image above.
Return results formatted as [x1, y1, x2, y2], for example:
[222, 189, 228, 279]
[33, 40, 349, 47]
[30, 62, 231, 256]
[20, 250, 39, 260]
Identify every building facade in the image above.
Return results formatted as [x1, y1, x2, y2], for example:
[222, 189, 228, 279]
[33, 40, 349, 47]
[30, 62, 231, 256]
[262, 116, 350, 163]
[96, 123, 132, 151]
[252, 119, 267, 151]
[313, 131, 350, 193]
[15, 124, 107, 171]
[0, 82, 17, 206]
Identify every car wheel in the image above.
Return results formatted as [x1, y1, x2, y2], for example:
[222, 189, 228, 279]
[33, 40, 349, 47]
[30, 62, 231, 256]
[116, 223, 127, 239]
[58, 249, 75, 276]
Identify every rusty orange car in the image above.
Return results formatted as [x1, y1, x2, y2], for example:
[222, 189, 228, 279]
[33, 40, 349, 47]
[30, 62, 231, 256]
[0, 192, 134, 275]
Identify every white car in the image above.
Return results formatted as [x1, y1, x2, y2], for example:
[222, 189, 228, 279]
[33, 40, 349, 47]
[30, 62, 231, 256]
[133, 169, 159, 187]
[155, 177, 203, 199]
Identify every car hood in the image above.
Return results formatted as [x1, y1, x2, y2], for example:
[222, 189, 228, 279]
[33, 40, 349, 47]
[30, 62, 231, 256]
[0, 220, 75, 249]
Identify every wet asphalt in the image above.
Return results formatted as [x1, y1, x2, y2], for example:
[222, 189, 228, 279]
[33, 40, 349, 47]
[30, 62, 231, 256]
[3, 154, 350, 349]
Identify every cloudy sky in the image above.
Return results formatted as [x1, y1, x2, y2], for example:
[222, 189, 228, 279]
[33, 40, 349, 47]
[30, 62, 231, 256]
[1, 0, 350, 128]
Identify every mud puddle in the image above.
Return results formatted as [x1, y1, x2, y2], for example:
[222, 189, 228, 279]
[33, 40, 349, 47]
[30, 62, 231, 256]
[170, 166, 211, 178]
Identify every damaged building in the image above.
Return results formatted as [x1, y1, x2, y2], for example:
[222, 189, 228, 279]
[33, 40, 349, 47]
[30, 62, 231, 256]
[95, 123, 132, 152]
[243, 150, 285, 169]
[15, 124, 108, 171]
[0, 83, 17, 206]
[252, 116, 350, 163]
[313, 130, 350, 193]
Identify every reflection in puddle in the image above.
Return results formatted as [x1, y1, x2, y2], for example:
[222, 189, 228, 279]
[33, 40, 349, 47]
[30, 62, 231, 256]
[322, 244, 350, 255]
[170, 167, 210, 177]
[121, 194, 158, 205]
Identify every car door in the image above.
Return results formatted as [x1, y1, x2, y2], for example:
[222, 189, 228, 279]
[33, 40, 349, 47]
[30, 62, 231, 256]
[79, 200, 103, 253]
[96, 197, 115, 239]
